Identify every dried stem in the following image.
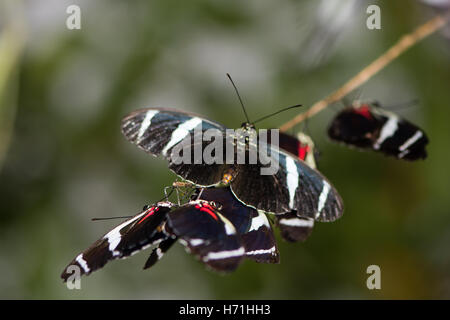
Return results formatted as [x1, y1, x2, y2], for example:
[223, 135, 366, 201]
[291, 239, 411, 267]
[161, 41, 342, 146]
[280, 11, 450, 132]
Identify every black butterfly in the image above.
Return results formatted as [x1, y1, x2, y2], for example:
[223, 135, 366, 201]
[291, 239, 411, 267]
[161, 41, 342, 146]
[61, 202, 173, 281]
[328, 101, 429, 160]
[121, 108, 344, 222]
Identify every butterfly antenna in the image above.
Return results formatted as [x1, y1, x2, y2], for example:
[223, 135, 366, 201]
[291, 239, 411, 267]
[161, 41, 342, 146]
[91, 216, 133, 221]
[253, 104, 303, 124]
[382, 99, 419, 111]
[227, 73, 250, 123]
[92, 188, 176, 222]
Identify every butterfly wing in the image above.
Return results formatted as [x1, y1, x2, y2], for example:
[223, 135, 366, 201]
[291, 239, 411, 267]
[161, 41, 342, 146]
[143, 235, 177, 270]
[242, 210, 279, 263]
[275, 211, 314, 242]
[122, 108, 231, 186]
[371, 108, 428, 160]
[230, 149, 344, 222]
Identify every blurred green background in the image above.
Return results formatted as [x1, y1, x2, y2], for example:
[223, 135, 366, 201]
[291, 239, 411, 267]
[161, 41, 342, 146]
[1, 0, 450, 299]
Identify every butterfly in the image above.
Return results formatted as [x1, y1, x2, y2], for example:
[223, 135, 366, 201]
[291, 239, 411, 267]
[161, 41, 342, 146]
[61, 202, 173, 281]
[121, 108, 344, 222]
[328, 101, 429, 160]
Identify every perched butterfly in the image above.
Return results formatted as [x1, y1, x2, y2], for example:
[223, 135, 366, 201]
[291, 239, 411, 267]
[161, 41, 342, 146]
[328, 101, 429, 160]
[61, 202, 173, 281]
[121, 108, 344, 222]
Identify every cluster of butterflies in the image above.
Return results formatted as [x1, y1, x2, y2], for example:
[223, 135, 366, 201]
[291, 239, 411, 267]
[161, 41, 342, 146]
[61, 99, 428, 281]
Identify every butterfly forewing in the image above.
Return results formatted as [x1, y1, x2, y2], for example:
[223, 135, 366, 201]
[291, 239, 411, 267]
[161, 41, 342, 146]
[121, 108, 226, 158]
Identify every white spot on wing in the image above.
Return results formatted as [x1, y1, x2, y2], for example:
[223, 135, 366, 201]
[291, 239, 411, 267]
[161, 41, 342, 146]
[203, 247, 245, 261]
[216, 212, 237, 235]
[249, 211, 270, 232]
[189, 239, 205, 246]
[315, 181, 330, 219]
[162, 117, 202, 156]
[246, 246, 276, 256]
[75, 254, 90, 273]
[103, 210, 148, 256]
[285, 156, 299, 209]
[137, 110, 158, 143]
[279, 217, 314, 227]
[156, 248, 163, 260]
[399, 131, 423, 152]
[374, 116, 398, 149]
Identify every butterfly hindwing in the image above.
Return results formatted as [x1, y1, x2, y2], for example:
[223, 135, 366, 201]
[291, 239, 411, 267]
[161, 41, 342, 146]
[242, 210, 279, 263]
[275, 211, 315, 242]
[143, 235, 177, 270]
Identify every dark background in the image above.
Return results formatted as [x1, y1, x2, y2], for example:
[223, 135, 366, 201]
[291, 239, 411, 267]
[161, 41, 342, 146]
[1, 0, 449, 299]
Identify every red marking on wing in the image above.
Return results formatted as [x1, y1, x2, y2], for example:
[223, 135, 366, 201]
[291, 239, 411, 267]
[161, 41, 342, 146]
[297, 143, 310, 161]
[195, 204, 218, 221]
[137, 207, 159, 225]
[354, 105, 372, 119]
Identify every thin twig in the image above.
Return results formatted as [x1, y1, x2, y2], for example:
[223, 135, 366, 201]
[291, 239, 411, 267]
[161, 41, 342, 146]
[280, 11, 450, 132]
